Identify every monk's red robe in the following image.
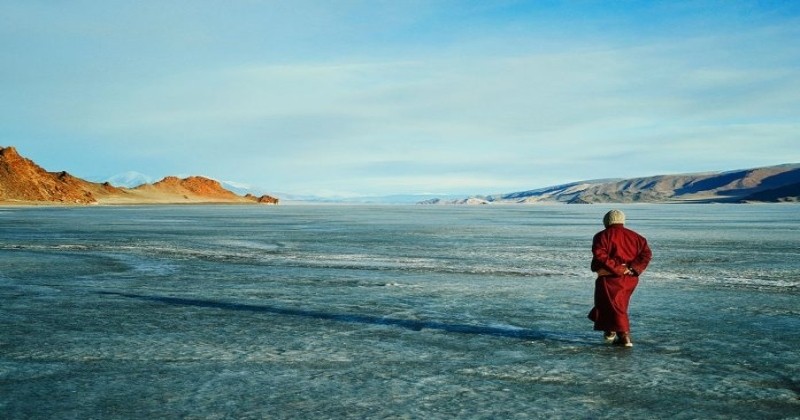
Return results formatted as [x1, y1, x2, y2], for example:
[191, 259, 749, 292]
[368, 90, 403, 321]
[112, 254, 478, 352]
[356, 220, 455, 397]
[588, 224, 652, 333]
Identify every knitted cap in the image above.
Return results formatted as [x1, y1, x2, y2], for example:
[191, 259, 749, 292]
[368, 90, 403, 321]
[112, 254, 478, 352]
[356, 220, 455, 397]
[603, 209, 626, 227]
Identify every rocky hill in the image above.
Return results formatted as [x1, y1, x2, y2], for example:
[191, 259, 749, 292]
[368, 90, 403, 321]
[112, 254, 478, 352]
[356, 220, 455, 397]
[421, 164, 800, 205]
[0, 146, 279, 205]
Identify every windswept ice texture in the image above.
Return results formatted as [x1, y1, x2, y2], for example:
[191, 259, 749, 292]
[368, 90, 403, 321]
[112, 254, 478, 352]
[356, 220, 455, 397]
[1, 205, 798, 418]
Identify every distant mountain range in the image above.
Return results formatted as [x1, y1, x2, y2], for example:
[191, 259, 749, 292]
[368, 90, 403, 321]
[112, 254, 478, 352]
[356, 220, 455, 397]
[274, 193, 467, 204]
[96, 171, 270, 200]
[420, 164, 800, 204]
[0, 146, 278, 205]
[4, 145, 798, 206]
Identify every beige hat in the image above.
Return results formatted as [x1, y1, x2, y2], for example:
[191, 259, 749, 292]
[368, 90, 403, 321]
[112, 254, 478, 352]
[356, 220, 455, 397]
[603, 209, 626, 227]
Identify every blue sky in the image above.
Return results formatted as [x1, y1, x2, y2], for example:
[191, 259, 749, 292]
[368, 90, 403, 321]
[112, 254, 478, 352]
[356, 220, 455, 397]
[2, 1, 799, 197]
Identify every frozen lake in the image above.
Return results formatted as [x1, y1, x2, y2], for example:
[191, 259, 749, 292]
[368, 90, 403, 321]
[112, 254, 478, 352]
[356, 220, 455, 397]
[1, 204, 798, 418]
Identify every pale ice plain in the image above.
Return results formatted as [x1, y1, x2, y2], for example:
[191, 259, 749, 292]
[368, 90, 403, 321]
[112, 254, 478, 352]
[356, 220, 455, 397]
[1, 205, 798, 419]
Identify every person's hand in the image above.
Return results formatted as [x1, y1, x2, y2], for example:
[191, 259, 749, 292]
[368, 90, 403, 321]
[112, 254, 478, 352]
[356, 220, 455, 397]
[622, 265, 638, 276]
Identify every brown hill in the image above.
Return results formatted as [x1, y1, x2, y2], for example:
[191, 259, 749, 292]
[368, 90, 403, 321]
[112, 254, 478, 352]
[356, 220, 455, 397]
[565, 165, 800, 203]
[0, 146, 279, 205]
[245, 193, 280, 204]
[132, 176, 241, 201]
[0, 146, 98, 204]
[424, 163, 800, 204]
[567, 165, 800, 203]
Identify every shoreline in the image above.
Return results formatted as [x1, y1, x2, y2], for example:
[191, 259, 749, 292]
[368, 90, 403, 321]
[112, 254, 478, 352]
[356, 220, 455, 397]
[0, 200, 279, 207]
[2, 200, 797, 208]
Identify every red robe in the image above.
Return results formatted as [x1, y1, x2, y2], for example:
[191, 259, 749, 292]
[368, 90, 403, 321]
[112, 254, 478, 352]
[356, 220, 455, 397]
[588, 224, 652, 333]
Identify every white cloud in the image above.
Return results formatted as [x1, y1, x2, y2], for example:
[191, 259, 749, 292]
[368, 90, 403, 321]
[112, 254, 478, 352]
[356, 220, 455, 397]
[3, 2, 799, 195]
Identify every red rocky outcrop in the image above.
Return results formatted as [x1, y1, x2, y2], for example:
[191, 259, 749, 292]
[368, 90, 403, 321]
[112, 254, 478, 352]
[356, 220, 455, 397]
[1, 146, 280, 205]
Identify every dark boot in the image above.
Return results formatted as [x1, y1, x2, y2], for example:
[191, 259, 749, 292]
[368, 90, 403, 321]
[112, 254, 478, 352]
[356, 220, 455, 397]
[613, 332, 633, 347]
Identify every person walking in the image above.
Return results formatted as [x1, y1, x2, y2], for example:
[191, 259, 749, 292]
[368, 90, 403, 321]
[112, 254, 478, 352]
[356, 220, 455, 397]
[588, 209, 652, 347]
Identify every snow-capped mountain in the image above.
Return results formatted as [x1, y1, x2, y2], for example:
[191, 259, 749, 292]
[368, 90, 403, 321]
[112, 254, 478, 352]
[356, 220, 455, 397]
[104, 171, 155, 188]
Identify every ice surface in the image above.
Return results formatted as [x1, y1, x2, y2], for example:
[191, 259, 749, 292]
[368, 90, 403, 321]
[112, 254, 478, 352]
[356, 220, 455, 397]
[0, 205, 798, 418]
